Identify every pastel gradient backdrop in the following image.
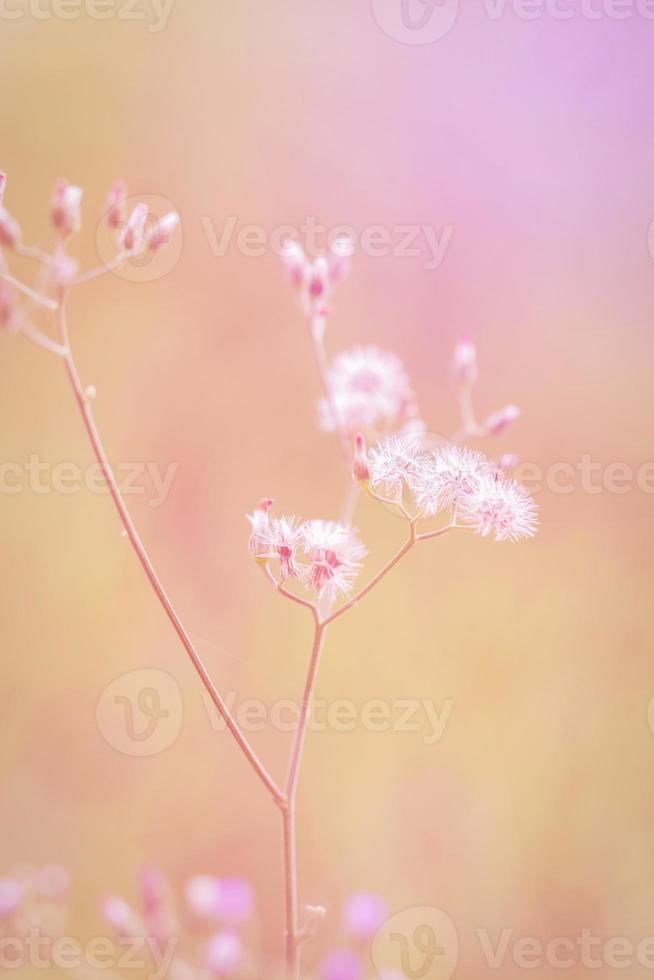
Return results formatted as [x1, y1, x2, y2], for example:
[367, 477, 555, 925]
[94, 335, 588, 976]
[1, 2, 654, 977]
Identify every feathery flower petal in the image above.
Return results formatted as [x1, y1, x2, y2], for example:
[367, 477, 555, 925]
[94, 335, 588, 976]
[413, 445, 492, 516]
[458, 474, 538, 541]
[368, 435, 431, 502]
[301, 520, 366, 599]
[261, 516, 305, 582]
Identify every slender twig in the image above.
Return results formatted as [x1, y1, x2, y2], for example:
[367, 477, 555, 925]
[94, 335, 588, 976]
[19, 318, 67, 357]
[55, 288, 285, 807]
[0, 270, 57, 309]
[70, 252, 126, 286]
[283, 621, 326, 979]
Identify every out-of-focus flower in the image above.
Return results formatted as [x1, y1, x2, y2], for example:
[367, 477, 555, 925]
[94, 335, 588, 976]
[481, 404, 521, 437]
[214, 877, 254, 927]
[0, 877, 21, 917]
[320, 346, 419, 436]
[302, 520, 367, 599]
[186, 875, 220, 918]
[101, 895, 143, 937]
[0, 206, 21, 248]
[0, 171, 6, 207]
[451, 338, 477, 387]
[458, 473, 538, 542]
[497, 452, 519, 474]
[281, 239, 353, 317]
[247, 498, 274, 560]
[342, 892, 388, 939]
[50, 181, 83, 237]
[104, 180, 127, 230]
[205, 931, 242, 976]
[413, 446, 491, 516]
[368, 436, 431, 502]
[34, 865, 70, 900]
[261, 517, 305, 582]
[0, 280, 18, 333]
[320, 948, 363, 980]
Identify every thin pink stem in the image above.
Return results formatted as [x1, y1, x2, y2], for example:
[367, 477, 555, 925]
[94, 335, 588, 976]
[309, 314, 353, 466]
[0, 270, 57, 309]
[55, 289, 285, 807]
[283, 621, 326, 979]
[70, 252, 126, 286]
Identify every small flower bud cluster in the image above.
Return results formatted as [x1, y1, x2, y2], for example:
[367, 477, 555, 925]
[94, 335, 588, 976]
[281, 236, 354, 317]
[248, 504, 367, 599]
[319, 891, 389, 980]
[451, 337, 521, 439]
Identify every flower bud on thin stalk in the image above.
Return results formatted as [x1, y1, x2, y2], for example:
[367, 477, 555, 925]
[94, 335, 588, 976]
[50, 180, 83, 238]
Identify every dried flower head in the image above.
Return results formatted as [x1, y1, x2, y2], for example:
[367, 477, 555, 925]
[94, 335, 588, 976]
[301, 520, 367, 599]
[320, 346, 419, 435]
[247, 498, 274, 559]
[261, 516, 305, 582]
[368, 435, 431, 502]
[458, 473, 538, 541]
[413, 445, 492, 516]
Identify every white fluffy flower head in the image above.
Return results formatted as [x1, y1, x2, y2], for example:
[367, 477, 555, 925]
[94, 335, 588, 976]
[458, 474, 538, 542]
[320, 346, 419, 435]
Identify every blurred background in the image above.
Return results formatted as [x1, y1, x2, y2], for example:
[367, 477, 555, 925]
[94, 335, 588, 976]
[1, 2, 654, 977]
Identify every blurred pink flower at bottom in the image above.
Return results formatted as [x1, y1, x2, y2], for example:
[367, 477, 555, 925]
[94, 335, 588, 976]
[205, 931, 242, 976]
[0, 878, 21, 917]
[320, 949, 363, 980]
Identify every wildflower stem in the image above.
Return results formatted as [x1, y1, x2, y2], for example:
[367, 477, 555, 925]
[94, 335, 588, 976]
[55, 288, 285, 807]
[19, 318, 68, 357]
[310, 314, 353, 466]
[0, 270, 57, 309]
[283, 620, 327, 979]
[71, 252, 126, 286]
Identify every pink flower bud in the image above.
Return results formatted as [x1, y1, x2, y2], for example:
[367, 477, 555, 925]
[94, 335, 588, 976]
[104, 180, 127, 229]
[0, 206, 21, 248]
[147, 211, 180, 251]
[0, 172, 6, 207]
[281, 240, 307, 288]
[482, 404, 521, 437]
[451, 338, 477, 387]
[50, 180, 83, 237]
[328, 235, 355, 283]
[205, 932, 242, 976]
[497, 452, 519, 473]
[139, 866, 165, 915]
[308, 256, 329, 300]
[121, 203, 149, 254]
[352, 433, 370, 483]
[101, 896, 141, 936]
[0, 878, 21, 918]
